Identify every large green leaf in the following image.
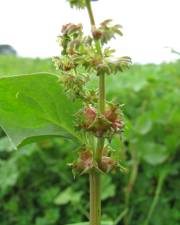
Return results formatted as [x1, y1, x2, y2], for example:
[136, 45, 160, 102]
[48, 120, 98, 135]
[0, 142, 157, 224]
[0, 73, 82, 148]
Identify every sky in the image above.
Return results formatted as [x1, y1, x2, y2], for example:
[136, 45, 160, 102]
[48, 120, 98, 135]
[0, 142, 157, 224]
[0, 0, 180, 64]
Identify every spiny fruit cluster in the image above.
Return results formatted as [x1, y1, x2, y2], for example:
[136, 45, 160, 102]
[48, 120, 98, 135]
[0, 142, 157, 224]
[69, 147, 126, 176]
[75, 103, 124, 139]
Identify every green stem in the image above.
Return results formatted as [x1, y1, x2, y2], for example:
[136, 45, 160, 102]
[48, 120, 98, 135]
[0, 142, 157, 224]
[96, 137, 104, 162]
[143, 172, 166, 225]
[85, 1, 105, 225]
[85, 0, 105, 161]
[114, 208, 128, 225]
[99, 74, 105, 113]
[90, 171, 101, 225]
[85, 0, 96, 26]
[124, 146, 139, 225]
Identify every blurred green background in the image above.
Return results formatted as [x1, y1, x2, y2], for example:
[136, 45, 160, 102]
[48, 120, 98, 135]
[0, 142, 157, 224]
[0, 56, 179, 225]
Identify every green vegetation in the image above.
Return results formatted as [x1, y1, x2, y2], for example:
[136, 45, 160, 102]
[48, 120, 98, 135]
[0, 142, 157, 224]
[0, 56, 179, 225]
[1, 1, 132, 224]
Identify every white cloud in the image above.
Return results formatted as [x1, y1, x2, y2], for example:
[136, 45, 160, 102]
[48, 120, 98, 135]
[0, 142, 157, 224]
[0, 0, 180, 63]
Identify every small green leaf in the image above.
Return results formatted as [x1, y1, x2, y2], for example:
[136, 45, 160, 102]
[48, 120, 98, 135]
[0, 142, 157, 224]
[0, 158, 19, 191]
[131, 76, 147, 92]
[135, 115, 152, 135]
[138, 142, 169, 165]
[0, 136, 14, 152]
[54, 187, 82, 205]
[101, 176, 116, 200]
[35, 208, 59, 225]
[0, 73, 82, 148]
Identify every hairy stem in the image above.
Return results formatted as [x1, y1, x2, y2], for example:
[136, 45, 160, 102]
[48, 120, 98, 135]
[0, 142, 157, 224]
[85, 1, 105, 224]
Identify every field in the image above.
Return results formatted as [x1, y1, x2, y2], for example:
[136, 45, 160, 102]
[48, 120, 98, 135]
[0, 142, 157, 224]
[0, 56, 179, 225]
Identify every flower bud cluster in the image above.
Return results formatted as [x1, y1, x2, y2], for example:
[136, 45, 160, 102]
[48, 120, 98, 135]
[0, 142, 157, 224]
[53, 22, 131, 101]
[92, 19, 123, 44]
[59, 72, 88, 100]
[67, 0, 87, 9]
[53, 22, 99, 101]
[67, 0, 98, 9]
